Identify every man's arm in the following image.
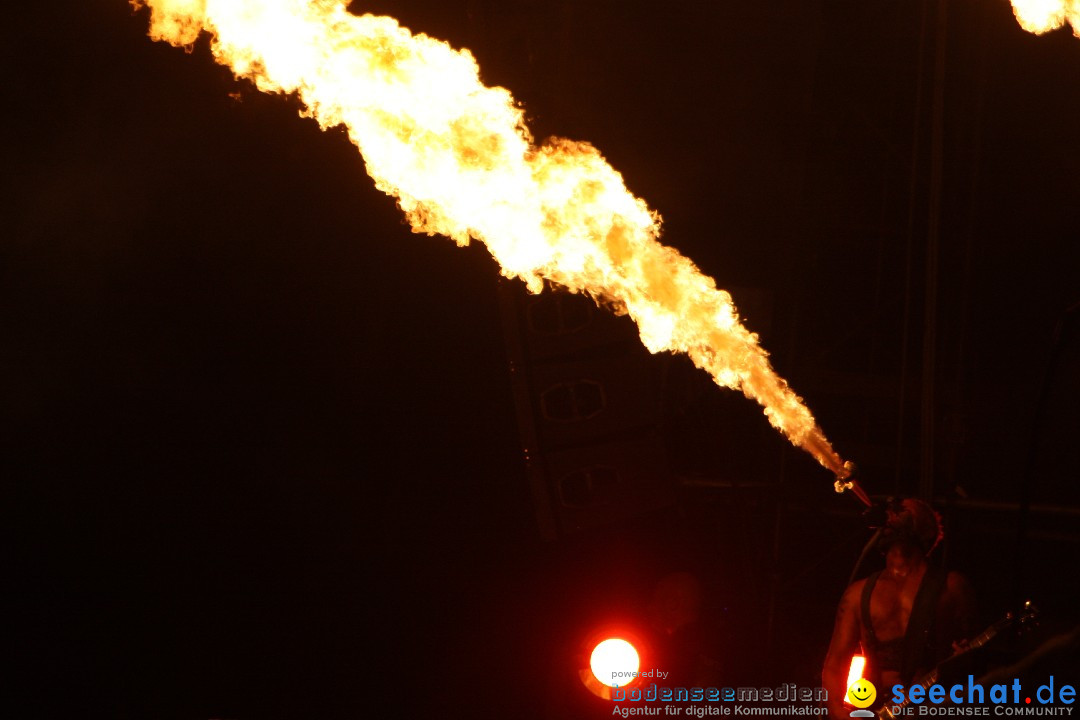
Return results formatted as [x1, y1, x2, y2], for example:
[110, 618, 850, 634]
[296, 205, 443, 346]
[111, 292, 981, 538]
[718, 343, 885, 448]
[823, 581, 864, 720]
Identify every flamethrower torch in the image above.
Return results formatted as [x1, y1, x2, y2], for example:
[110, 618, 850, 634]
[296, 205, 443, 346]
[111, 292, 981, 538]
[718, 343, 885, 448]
[833, 460, 873, 509]
[834, 462, 908, 585]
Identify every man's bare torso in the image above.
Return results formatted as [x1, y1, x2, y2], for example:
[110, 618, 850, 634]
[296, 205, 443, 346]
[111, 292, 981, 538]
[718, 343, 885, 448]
[857, 562, 972, 688]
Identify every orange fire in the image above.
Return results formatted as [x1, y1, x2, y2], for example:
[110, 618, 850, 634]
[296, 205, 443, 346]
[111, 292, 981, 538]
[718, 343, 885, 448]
[1010, 0, 1080, 36]
[845, 654, 866, 701]
[133, 0, 849, 478]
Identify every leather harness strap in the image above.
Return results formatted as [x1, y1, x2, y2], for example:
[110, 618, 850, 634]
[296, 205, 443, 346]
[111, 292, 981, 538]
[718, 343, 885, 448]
[860, 570, 883, 647]
[901, 564, 946, 681]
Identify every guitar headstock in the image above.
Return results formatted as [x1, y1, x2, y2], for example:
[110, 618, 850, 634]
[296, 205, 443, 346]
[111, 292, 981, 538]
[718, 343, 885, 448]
[1015, 600, 1039, 632]
[1000, 600, 1040, 636]
[972, 601, 1040, 651]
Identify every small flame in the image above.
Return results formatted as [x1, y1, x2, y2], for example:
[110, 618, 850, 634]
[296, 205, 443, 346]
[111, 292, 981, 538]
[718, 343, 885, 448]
[845, 655, 866, 700]
[1010, 0, 1080, 37]
[134, 0, 847, 475]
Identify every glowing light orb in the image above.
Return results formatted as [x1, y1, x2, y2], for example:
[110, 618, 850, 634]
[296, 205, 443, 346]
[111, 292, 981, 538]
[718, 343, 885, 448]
[590, 638, 640, 688]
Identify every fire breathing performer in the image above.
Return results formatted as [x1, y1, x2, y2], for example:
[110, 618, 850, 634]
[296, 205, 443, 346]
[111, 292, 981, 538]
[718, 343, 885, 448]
[822, 499, 977, 719]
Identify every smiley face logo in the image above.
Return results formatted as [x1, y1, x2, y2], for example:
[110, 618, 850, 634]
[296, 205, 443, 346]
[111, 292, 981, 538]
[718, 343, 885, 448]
[847, 679, 877, 709]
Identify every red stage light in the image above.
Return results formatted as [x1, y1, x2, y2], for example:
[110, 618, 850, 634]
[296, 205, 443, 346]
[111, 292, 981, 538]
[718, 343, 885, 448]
[578, 631, 648, 701]
[590, 637, 640, 688]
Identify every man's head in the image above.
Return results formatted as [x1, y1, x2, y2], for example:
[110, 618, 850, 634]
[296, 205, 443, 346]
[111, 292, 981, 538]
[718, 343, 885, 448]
[879, 498, 943, 555]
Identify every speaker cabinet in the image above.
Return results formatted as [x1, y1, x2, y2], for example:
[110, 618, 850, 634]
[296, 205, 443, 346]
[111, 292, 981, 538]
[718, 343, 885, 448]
[498, 282, 672, 538]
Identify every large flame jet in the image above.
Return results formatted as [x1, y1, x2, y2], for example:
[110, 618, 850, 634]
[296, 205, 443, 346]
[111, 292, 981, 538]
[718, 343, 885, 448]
[135, 0, 857, 487]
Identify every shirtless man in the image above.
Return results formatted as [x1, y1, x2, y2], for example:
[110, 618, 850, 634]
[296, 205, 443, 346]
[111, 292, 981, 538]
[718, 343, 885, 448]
[822, 499, 976, 720]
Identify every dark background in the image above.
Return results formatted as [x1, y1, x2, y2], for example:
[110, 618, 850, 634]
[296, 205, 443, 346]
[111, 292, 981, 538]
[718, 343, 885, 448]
[6, 1, 1079, 718]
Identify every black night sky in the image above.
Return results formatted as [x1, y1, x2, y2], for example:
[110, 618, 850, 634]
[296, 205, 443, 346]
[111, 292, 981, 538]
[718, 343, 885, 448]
[7, 2, 1080, 719]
